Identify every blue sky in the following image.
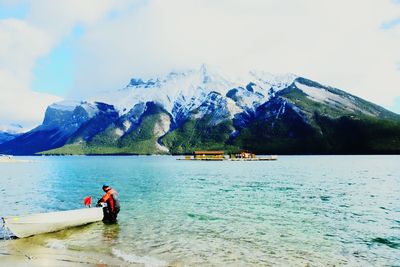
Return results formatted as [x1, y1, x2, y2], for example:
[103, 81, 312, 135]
[0, 2, 83, 97]
[0, 2, 28, 20]
[0, 0, 399, 128]
[31, 24, 86, 96]
[382, 18, 400, 29]
[32, 33, 74, 96]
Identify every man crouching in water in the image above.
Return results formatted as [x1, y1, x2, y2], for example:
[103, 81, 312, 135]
[97, 184, 120, 223]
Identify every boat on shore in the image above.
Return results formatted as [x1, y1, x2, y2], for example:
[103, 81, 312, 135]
[2, 207, 103, 238]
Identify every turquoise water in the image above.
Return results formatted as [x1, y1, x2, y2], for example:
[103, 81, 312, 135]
[0, 156, 399, 266]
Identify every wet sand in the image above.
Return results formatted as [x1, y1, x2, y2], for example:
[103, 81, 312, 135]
[0, 242, 137, 266]
[0, 224, 173, 267]
[0, 221, 169, 267]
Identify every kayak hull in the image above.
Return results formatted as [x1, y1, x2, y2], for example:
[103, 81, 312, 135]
[2, 207, 103, 238]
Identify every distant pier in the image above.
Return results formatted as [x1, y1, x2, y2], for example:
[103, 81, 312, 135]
[177, 150, 277, 161]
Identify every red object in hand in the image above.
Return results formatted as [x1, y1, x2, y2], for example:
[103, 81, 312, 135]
[84, 196, 92, 206]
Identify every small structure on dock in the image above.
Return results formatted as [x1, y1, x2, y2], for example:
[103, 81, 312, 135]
[230, 150, 256, 159]
[193, 151, 225, 160]
[229, 150, 277, 161]
[177, 150, 277, 161]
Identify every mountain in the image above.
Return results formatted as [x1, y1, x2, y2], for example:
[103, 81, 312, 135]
[0, 102, 118, 155]
[1, 65, 400, 155]
[0, 124, 24, 145]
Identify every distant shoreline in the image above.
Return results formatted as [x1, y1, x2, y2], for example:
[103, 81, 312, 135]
[4, 153, 400, 157]
[0, 158, 35, 163]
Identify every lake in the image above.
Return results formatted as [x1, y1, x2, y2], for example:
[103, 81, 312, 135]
[0, 155, 399, 266]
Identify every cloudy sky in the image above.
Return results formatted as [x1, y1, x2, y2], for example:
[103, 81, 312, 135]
[0, 0, 399, 129]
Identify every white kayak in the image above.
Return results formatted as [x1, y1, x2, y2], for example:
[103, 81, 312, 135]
[2, 207, 103, 238]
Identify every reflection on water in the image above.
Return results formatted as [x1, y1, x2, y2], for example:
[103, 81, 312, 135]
[102, 223, 120, 245]
[0, 155, 399, 266]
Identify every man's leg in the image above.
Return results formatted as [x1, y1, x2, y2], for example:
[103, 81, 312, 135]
[102, 207, 111, 222]
[110, 207, 120, 223]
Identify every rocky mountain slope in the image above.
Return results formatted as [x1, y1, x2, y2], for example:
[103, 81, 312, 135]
[1, 66, 399, 155]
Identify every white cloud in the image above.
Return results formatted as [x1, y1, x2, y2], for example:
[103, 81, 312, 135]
[26, 0, 122, 38]
[0, 1, 125, 128]
[0, 19, 51, 80]
[0, 69, 62, 129]
[1, 0, 400, 130]
[72, 0, 400, 111]
[0, 18, 59, 129]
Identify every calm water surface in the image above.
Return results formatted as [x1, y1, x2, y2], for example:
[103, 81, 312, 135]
[0, 156, 399, 266]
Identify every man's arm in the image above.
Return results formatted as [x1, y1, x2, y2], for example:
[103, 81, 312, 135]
[97, 192, 110, 204]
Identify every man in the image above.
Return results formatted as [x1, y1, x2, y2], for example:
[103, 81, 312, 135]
[97, 184, 120, 223]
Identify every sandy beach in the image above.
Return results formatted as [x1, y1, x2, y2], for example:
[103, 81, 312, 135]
[0, 223, 173, 267]
[0, 157, 35, 163]
[0, 240, 139, 267]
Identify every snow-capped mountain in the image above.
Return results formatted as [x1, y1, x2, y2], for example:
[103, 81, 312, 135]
[0, 101, 118, 154]
[93, 65, 298, 121]
[1, 65, 400, 155]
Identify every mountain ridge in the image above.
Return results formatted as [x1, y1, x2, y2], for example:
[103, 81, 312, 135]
[1, 66, 399, 155]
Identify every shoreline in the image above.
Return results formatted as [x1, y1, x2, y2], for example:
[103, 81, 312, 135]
[0, 241, 139, 266]
[4, 154, 400, 157]
[0, 158, 35, 163]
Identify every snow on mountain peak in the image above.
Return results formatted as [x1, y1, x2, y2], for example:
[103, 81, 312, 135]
[49, 100, 82, 111]
[294, 81, 376, 116]
[92, 65, 297, 122]
[50, 100, 99, 116]
[247, 70, 298, 91]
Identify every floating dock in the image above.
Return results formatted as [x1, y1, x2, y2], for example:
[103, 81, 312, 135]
[229, 156, 277, 161]
[177, 151, 277, 161]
